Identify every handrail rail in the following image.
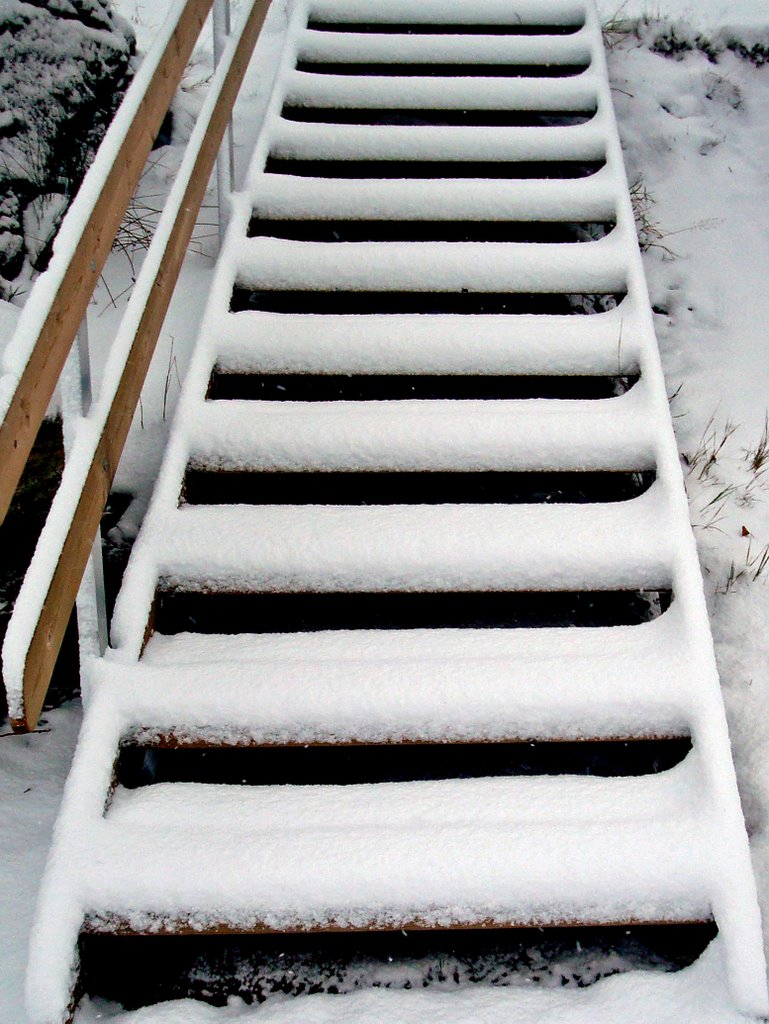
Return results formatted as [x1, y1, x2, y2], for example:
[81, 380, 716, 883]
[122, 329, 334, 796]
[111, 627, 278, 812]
[3, 0, 274, 731]
[0, 0, 213, 527]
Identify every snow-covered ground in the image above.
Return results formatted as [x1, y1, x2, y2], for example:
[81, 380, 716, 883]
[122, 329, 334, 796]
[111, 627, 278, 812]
[605, 14, 769, 965]
[0, 702, 81, 1020]
[3, 1, 769, 1022]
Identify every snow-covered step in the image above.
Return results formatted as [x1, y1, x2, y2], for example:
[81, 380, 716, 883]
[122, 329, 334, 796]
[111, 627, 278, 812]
[107, 757, 702, 833]
[214, 307, 640, 376]
[284, 70, 599, 110]
[82, 766, 711, 932]
[296, 28, 592, 65]
[233, 233, 627, 293]
[113, 644, 690, 743]
[184, 391, 654, 473]
[106, 609, 693, 745]
[248, 172, 616, 220]
[153, 489, 671, 594]
[248, 171, 617, 221]
[308, 0, 587, 25]
[270, 118, 606, 164]
[309, 0, 587, 25]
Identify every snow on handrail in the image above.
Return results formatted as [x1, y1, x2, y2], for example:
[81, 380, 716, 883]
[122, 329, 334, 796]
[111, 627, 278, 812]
[2, 0, 274, 732]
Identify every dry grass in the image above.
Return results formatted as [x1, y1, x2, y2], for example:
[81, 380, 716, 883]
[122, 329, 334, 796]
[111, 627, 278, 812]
[102, 152, 218, 312]
[629, 177, 678, 257]
[601, 1, 638, 49]
[682, 414, 739, 482]
[683, 414, 769, 591]
[721, 538, 769, 593]
[743, 415, 769, 477]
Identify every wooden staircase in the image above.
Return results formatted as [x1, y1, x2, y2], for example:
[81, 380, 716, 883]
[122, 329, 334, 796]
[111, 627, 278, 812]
[24, 1, 768, 1020]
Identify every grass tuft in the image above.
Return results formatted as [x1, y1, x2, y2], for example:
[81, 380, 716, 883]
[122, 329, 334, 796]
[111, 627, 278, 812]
[682, 415, 739, 482]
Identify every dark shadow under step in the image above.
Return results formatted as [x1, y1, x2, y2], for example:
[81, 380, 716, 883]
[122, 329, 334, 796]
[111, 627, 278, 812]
[247, 217, 614, 242]
[230, 289, 624, 315]
[181, 470, 655, 507]
[264, 157, 605, 178]
[295, 61, 590, 77]
[116, 738, 692, 790]
[79, 923, 715, 1012]
[152, 590, 672, 636]
[281, 106, 595, 127]
[306, 21, 586, 36]
[206, 373, 638, 402]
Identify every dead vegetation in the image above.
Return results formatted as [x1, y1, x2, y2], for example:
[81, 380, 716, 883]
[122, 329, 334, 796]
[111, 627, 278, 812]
[682, 415, 769, 592]
[629, 177, 678, 257]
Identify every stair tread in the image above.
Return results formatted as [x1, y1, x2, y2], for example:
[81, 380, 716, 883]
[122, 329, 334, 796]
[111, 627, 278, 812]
[215, 304, 639, 375]
[184, 391, 654, 472]
[154, 488, 671, 592]
[108, 759, 702, 831]
[270, 117, 605, 163]
[107, 609, 692, 743]
[309, 0, 587, 22]
[233, 233, 627, 293]
[298, 27, 591, 64]
[143, 603, 679, 666]
[285, 68, 598, 110]
[249, 170, 615, 221]
[309, 0, 587, 23]
[81, 766, 710, 930]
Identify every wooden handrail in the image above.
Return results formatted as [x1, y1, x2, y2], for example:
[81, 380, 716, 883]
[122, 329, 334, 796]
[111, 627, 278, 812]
[5, 0, 274, 731]
[0, 0, 213, 527]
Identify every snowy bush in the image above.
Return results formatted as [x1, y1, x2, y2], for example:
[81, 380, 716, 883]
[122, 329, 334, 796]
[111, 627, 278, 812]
[0, 0, 134, 292]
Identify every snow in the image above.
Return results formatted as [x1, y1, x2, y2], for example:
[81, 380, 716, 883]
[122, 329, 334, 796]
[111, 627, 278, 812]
[285, 70, 600, 108]
[234, 232, 627, 291]
[249, 172, 615, 220]
[612, 38, 769, 447]
[297, 27, 593, 63]
[0, 0, 133, 287]
[603, 16, 769, 990]
[0, 297, 20, 361]
[87, 761, 710, 931]
[184, 389, 654, 472]
[6, 1, 769, 1023]
[270, 116, 608, 162]
[308, 0, 587, 26]
[214, 303, 639, 375]
[153, 488, 672, 593]
[120, 608, 694, 745]
[0, 703, 82, 1023]
[597, 1, 769, 33]
[108, 758, 704, 835]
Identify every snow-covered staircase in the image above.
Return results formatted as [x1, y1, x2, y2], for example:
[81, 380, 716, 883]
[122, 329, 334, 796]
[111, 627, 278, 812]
[27, 1, 768, 1021]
